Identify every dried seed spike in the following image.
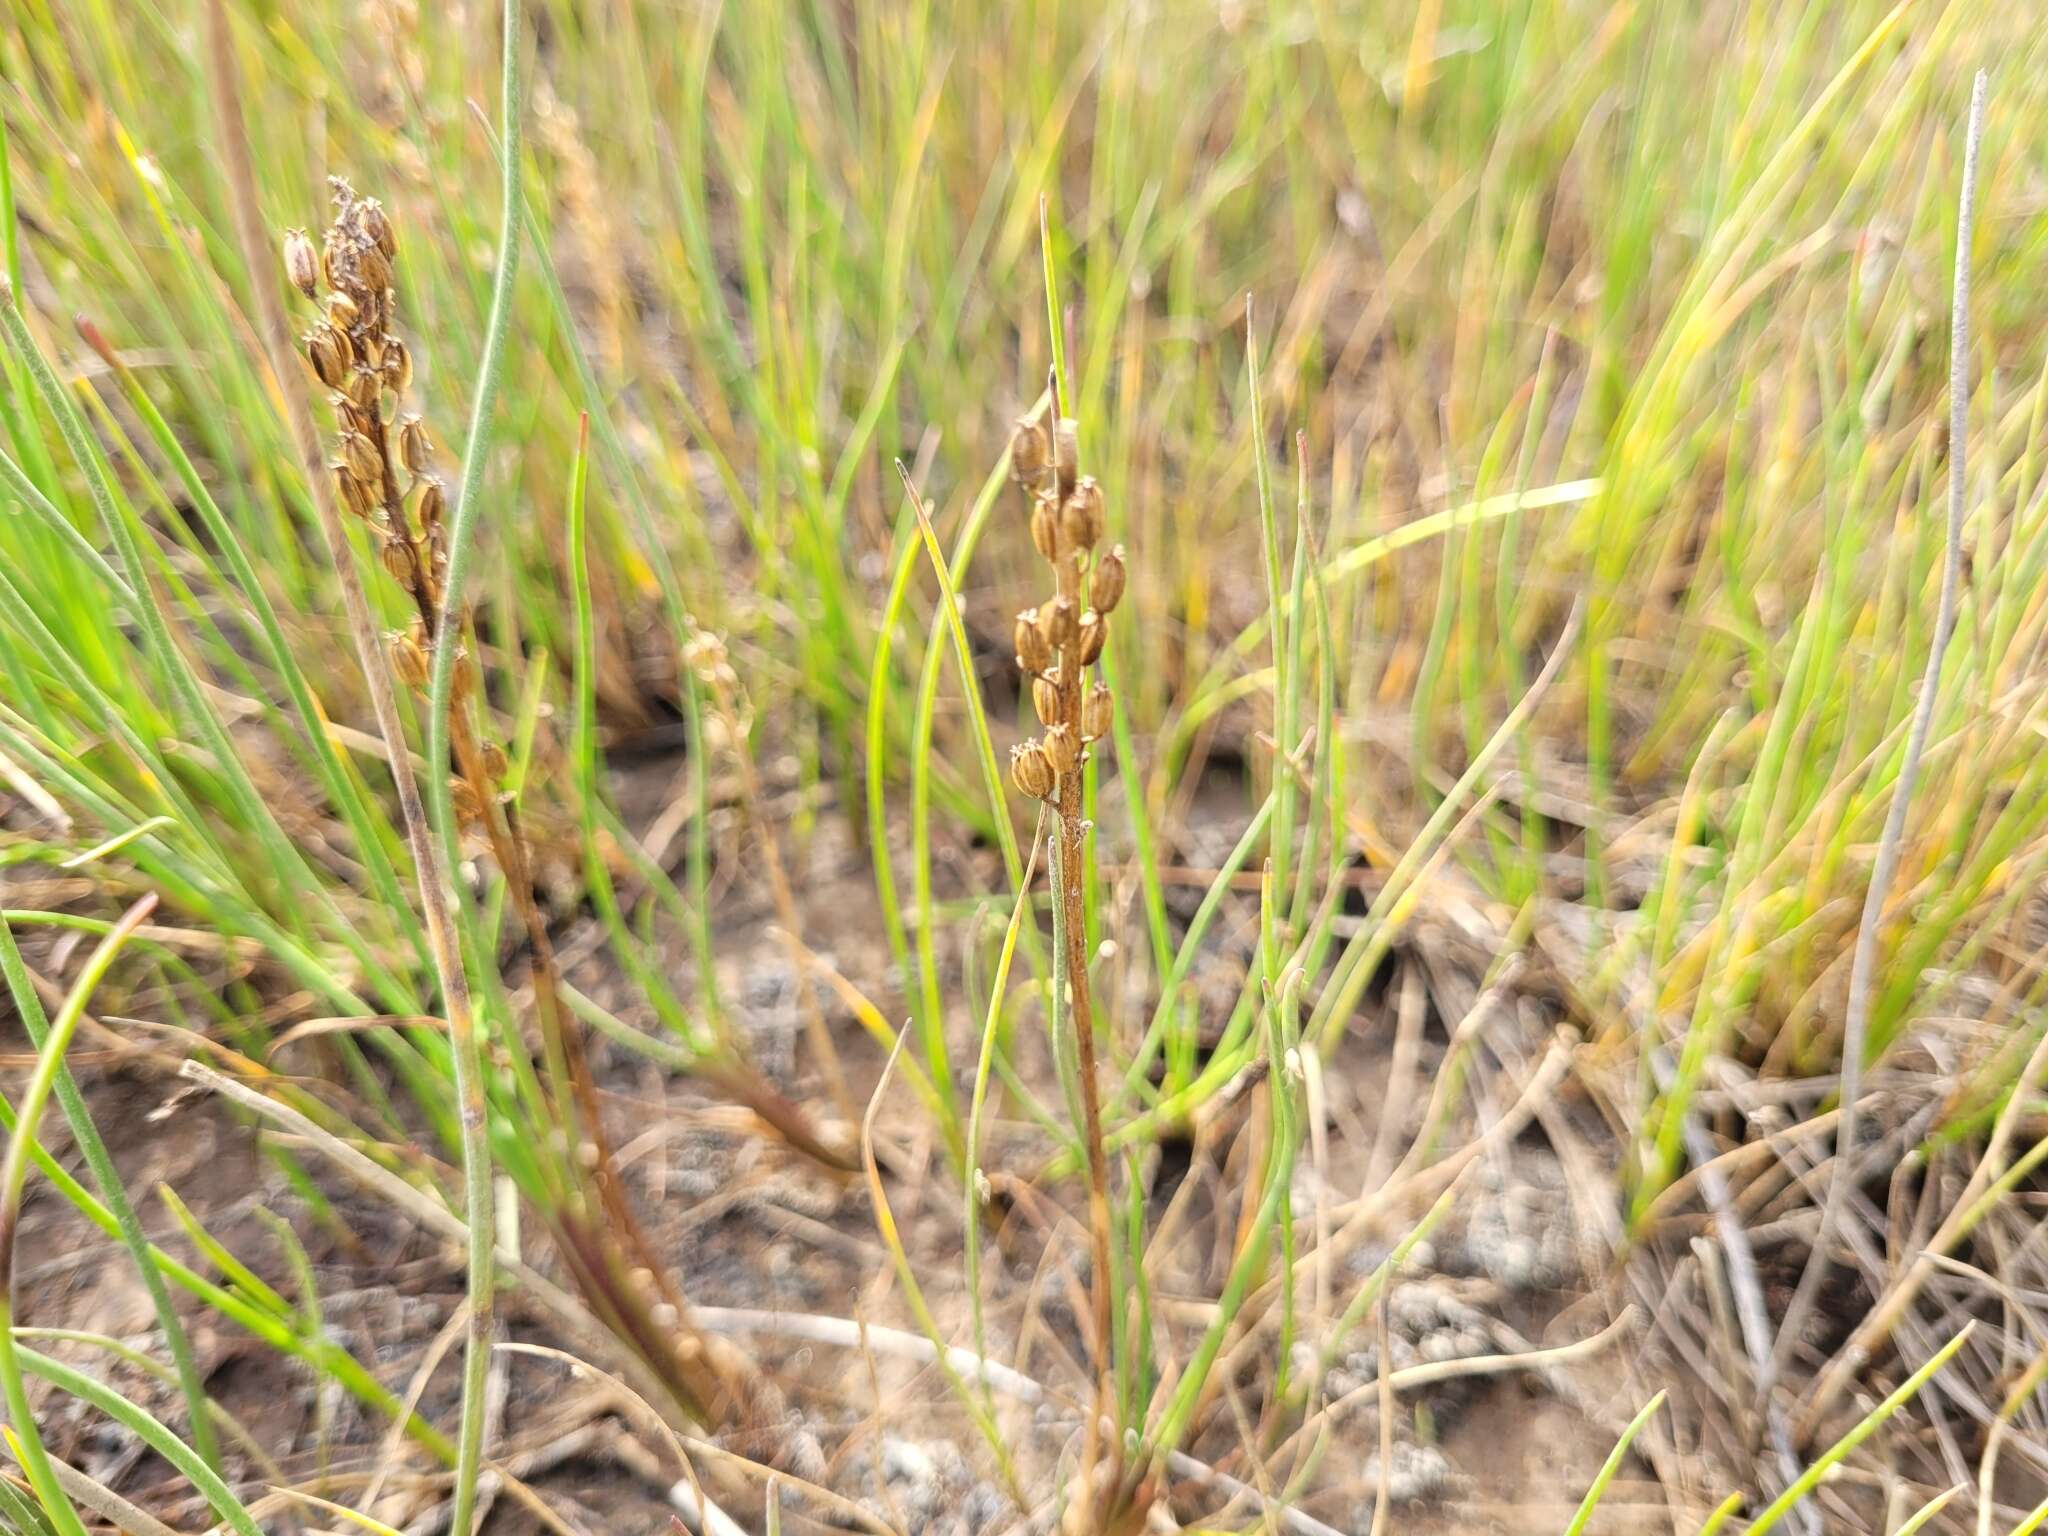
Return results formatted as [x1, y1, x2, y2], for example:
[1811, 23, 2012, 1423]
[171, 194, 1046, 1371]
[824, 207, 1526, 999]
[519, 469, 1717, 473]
[1032, 672, 1062, 727]
[1011, 739, 1054, 800]
[1015, 609, 1052, 675]
[480, 740, 509, 780]
[1052, 417, 1080, 496]
[1030, 497, 1060, 563]
[1061, 476, 1103, 550]
[283, 228, 320, 299]
[1090, 543, 1126, 613]
[1043, 721, 1080, 775]
[1082, 682, 1113, 742]
[326, 290, 359, 326]
[1075, 607, 1105, 665]
[346, 368, 382, 409]
[1010, 417, 1050, 484]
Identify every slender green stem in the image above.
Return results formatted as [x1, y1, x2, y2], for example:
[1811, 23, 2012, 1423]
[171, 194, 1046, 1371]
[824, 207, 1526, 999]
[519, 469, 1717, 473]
[0, 895, 156, 1536]
[418, 4, 522, 1529]
[0, 912, 219, 1471]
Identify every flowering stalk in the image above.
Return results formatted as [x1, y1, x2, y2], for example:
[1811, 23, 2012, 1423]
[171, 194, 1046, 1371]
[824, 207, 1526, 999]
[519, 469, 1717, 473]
[288, 184, 761, 1432]
[1006, 385, 1126, 1470]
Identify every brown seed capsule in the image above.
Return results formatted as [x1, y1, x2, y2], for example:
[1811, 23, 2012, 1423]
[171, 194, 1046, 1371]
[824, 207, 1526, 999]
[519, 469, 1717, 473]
[283, 228, 320, 299]
[340, 430, 382, 485]
[398, 415, 432, 475]
[414, 478, 447, 531]
[1075, 607, 1105, 665]
[336, 395, 375, 439]
[1090, 543, 1127, 613]
[1029, 498, 1060, 563]
[1011, 739, 1054, 800]
[356, 241, 393, 295]
[1082, 681, 1113, 741]
[333, 463, 374, 519]
[1061, 476, 1103, 550]
[306, 328, 349, 388]
[1032, 671, 1062, 726]
[347, 367, 383, 409]
[356, 329, 385, 372]
[1015, 609, 1051, 675]
[387, 336, 414, 395]
[1042, 596, 1079, 651]
[326, 290, 359, 326]
[362, 200, 396, 259]
[387, 627, 430, 688]
[1010, 417, 1050, 484]
[379, 537, 413, 583]
[1043, 721, 1080, 775]
[1052, 417, 1080, 495]
[480, 740, 509, 780]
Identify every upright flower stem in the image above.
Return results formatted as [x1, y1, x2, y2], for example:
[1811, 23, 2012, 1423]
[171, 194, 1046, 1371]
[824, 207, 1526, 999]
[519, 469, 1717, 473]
[1053, 508, 1117, 1417]
[199, 5, 496, 1530]
[1005, 355, 1129, 1507]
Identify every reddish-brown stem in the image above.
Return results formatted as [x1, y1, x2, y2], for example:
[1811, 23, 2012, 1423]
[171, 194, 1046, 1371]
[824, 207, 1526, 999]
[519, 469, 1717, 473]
[1052, 542, 1118, 1455]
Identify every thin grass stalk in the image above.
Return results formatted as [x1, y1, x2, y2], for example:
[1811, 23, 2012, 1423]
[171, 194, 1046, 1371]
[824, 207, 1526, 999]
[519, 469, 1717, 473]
[1752, 1324, 1974, 1535]
[0, 894, 156, 1536]
[0, 298, 337, 936]
[0, 1080, 452, 1458]
[408, 0, 523, 1518]
[0, 1471, 57, 1536]
[860, 1035, 1023, 1504]
[0, 915, 219, 1470]
[198, 1, 492, 1526]
[1898, 1488, 1966, 1536]
[1563, 1391, 1666, 1536]
[964, 813, 1046, 1406]
[10, 1348, 264, 1536]
[72, 317, 424, 984]
[1787, 71, 1987, 1432]
[1245, 304, 1297, 911]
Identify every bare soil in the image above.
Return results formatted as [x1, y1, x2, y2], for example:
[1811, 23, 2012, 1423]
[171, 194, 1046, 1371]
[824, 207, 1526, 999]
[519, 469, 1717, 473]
[8, 741, 1654, 1536]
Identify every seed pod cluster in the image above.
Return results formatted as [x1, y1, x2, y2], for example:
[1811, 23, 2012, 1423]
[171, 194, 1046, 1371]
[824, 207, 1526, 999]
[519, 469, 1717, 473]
[1007, 411, 1127, 803]
[286, 179, 450, 686]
